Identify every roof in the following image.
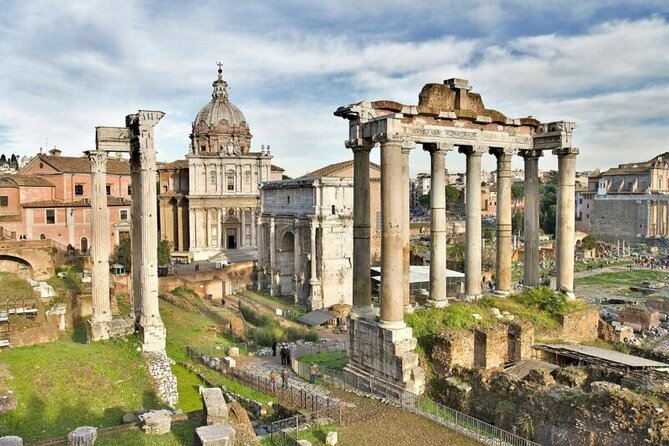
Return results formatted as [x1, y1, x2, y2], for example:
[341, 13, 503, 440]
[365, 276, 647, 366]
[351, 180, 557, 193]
[271, 164, 285, 172]
[300, 160, 381, 179]
[371, 265, 465, 283]
[537, 344, 669, 370]
[297, 309, 336, 326]
[600, 166, 649, 176]
[22, 197, 131, 208]
[160, 159, 188, 170]
[30, 154, 130, 175]
[0, 175, 54, 188]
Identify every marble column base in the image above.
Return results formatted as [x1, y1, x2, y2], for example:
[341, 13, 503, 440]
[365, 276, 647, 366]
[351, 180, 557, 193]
[139, 322, 167, 352]
[561, 290, 576, 300]
[464, 294, 482, 302]
[494, 290, 511, 297]
[87, 320, 110, 342]
[350, 305, 378, 322]
[427, 299, 449, 308]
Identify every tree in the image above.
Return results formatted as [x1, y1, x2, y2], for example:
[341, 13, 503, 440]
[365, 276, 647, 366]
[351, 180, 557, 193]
[9, 154, 17, 169]
[158, 238, 172, 266]
[419, 193, 431, 208]
[512, 211, 524, 235]
[539, 179, 558, 235]
[581, 234, 598, 250]
[0, 154, 6, 164]
[112, 238, 132, 271]
[511, 184, 524, 200]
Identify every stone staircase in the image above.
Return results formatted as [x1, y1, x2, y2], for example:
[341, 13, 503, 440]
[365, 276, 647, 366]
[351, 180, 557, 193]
[208, 247, 259, 264]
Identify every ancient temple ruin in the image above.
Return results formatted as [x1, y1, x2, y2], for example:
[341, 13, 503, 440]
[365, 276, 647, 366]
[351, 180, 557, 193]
[335, 78, 577, 393]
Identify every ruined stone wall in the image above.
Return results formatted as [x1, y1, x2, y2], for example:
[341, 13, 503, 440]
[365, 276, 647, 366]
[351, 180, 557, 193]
[145, 352, 178, 407]
[619, 307, 661, 330]
[432, 330, 476, 373]
[508, 321, 534, 362]
[474, 328, 508, 369]
[591, 197, 647, 239]
[556, 308, 599, 342]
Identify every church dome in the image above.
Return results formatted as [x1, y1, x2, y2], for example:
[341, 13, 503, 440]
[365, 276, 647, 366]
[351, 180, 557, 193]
[191, 65, 252, 155]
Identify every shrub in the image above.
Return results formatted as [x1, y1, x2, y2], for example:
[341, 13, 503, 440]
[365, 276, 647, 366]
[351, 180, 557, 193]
[512, 286, 567, 315]
[171, 286, 198, 299]
[238, 302, 278, 328]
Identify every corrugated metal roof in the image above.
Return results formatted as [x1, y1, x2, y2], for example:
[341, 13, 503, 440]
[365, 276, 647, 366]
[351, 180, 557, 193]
[540, 344, 669, 369]
[297, 309, 336, 326]
[371, 265, 465, 284]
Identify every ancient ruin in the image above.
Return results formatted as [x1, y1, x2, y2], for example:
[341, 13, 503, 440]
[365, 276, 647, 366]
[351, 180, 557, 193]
[335, 78, 578, 393]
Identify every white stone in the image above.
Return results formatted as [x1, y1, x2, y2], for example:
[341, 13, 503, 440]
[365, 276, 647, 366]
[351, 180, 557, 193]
[227, 347, 239, 357]
[471, 313, 482, 321]
[195, 424, 235, 446]
[296, 441, 312, 446]
[325, 431, 338, 445]
[140, 409, 172, 435]
[67, 426, 97, 446]
[223, 357, 236, 368]
[201, 387, 228, 425]
[0, 436, 23, 446]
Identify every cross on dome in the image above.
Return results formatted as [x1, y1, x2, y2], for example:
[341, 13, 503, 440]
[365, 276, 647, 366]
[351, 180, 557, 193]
[211, 62, 228, 100]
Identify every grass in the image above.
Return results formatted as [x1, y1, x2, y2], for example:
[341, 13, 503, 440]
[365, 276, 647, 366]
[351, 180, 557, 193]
[261, 423, 339, 446]
[239, 301, 318, 347]
[95, 419, 199, 445]
[575, 269, 669, 287]
[299, 351, 347, 371]
[0, 333, 165, 442]
[0, 272, 36, 304]
[196, 365, 274, 404]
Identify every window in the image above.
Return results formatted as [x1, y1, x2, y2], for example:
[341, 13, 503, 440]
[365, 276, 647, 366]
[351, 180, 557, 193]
[331, 205, 336, 215]
[287, 196, 290, 204]
[75, 184, 84, 196]
[127, 185, 132, 195]
[226, 172, 235, 191]
[46, 209, 55, 224]
[106, 185, 111, 196]
[0, 196, 7, 207]
[209, 170, 217, 186]
[120, 210, 128, 220]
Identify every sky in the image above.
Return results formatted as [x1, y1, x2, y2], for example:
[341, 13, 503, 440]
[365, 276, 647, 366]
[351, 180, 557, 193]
[1, 0, 669, 177]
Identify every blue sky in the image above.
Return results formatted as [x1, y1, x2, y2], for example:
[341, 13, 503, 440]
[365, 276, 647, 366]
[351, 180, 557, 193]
[1, 0, 669, 177]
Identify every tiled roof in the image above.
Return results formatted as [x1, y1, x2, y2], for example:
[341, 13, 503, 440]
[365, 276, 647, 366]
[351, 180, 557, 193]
[271, 164, 285, 172]
[34, 154, 130, 175]
[0, 175, 55, 187]
[22, 197, 131, 208]
[300, 160, 381, 179]
[159, 159, 188, 170]
[601, 166, 649, 176]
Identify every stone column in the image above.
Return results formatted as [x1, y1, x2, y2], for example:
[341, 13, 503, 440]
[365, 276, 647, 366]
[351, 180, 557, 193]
[425, 143, 451, 307]
[520, 150, 543, 287]
[401, 141, 414, 311]
[188, 208, 195, 254]
[350, 141, 373, 310]
[269, 217, 276, 296]
[177, 200, 185, 251]
[87, 150, 112, 340]
[491, 147, 515, 295]
[241, 208, 246, 247]
[128, 111, 166, 352]
[293, 219, 300, 303]
[250, 208, 257, 247]
[554, 147, 579, 299]
[460, 146, 485, 300]
[309, 218, 321, 308]
[131, 151, 144, 320]
[378, 135, 406, 328]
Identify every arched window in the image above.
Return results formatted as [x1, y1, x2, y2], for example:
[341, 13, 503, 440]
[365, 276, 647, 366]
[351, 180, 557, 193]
[209, 170, 217, 186]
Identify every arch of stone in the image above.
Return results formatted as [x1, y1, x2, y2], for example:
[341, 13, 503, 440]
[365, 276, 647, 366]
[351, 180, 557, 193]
[335, 78, 578, 394]
[86, 110, 166, 353]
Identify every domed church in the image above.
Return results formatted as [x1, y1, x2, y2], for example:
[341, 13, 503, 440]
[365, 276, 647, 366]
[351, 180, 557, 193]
[158, 65, 284, 263]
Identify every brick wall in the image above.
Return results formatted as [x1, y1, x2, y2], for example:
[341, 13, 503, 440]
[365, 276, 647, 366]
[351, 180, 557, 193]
[556, 307, 599, 342]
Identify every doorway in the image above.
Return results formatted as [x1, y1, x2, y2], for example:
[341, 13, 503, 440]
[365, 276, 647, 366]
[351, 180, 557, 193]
[226, 229, 237, 249]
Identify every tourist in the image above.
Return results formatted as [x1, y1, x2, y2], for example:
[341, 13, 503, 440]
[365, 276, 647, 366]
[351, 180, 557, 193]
[269, 369, 278, 391]
[286, 348, 291, 365]
[271, 339, 277, 357]
[281, 367, 289, 389]
[310, 363, 319, 384]
[280, 347, 287, 365]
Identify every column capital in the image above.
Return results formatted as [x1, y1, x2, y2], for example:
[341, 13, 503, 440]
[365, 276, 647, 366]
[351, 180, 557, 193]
[518, 149, 544, 159]
[85, 150, 108, 174]
[489, 147, 517, 158]
[553, 147, 580, 157]
[346, 138, 374, 152]
[423, 142, 454, 154]
[458, 145, 486, 156]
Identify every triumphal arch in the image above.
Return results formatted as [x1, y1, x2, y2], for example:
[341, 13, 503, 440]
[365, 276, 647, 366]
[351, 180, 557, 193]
[335, 78, 577, 393]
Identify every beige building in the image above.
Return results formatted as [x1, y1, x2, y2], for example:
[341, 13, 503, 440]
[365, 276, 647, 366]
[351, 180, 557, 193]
[158, 67, 283, 262]
[258, 160, 381, 309]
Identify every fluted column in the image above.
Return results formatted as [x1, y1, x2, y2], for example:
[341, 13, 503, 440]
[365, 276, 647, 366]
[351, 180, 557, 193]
[491, 147, 515, 295]
[87, 150, 112, 337]
[293, 219, 300, 303]
[425, 143, 451, 307]
[460, 146, 485, 300]
[269, 217, 276, 296]
[309, 218, 321, 308]
[520, 150, 542, 287]
[555, 147, 579, 299]
[128, 110, 166, 352]
[241, 208, 246, 247]
[250, 208, 257, 247]
[350, 141, 373, 309]
[401, 140, 414, 311]
[378, 135, 406, 328]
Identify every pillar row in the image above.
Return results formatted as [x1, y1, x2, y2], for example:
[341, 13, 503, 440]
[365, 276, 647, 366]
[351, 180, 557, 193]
[555, 147, 579, 299]
[460, 146, 485, 300]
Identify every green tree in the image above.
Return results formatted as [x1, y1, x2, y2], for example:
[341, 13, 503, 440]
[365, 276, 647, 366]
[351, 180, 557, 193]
[158, 238, 172, 266]
[445, 185, 460, 205]
[512, 211, 524, 235]
[419, 193, 431, 208]
[581, 234, 598, 250]
[511, 184, 524, 200]
[539, 179, 558, 235]
[112, 238, 132, 271]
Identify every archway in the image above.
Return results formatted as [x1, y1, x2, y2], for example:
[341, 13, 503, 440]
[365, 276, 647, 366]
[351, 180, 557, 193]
[0, 255, 34, 280]
[278, 231, 295, 296]
[223, 215, 240, 249]
[80, 236, 88, 254]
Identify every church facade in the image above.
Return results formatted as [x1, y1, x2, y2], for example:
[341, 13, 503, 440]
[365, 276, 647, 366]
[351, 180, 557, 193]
[158, 67, 283, 262]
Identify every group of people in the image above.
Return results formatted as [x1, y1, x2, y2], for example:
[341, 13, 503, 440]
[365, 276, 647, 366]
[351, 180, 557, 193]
[271, 339, 292, 365]
[269, 367, 290, 390]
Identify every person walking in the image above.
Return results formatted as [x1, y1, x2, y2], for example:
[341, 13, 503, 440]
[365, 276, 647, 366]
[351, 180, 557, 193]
[309, 363, 319, 384]
[279, 347, 286, 365]
[271, 339, 277, 357]
[269, 369, 278, 392]
[281, 367, 289, 389]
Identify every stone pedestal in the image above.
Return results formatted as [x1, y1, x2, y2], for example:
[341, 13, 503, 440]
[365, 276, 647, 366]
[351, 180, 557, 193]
[0, 436, 23, 446]
[140, 409, 172, 435]
[195, 424, 236, 446]
[201, 387, 229, 425]
[346, 317, 425, 394]
[67, 426, 97, 446]
[86, 320, 109, 343]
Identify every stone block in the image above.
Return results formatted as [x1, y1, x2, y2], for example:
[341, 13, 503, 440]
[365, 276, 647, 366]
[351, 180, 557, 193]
[201, 387, 228, 425]
[0, 436, 23, 446]
[140, 409, 172, 435]
[223, 356, 236, 368]
[325, 431, 338, 445]
[227, 347, 239, 357]
[67, 426, 97, 446]
[296, 441, 312, 446]
[194, 424, 235, 446]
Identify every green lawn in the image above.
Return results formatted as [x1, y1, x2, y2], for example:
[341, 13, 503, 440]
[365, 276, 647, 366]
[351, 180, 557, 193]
[95, 419, 199, 445]
[299, 351, 348, 371]
[575, 269, 669, 287]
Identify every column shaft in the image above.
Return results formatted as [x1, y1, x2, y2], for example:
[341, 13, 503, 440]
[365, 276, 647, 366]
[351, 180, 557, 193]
[492, 148, 514, 295]
[250, 209, 257, 247]
[131, 155, 143, 320]
[379, 138, 405, 326]
[177, 201, 184, 251]
[555, 147, 579, 299]
[88, 150, 112, 326]
[352, 145, 372, 308]
[269, 218, 276, 295]
[461, 147, 484, 299]
[426, 144, 449, 306]
[522, 150, 542, 287]
[401, 144, 412, 309]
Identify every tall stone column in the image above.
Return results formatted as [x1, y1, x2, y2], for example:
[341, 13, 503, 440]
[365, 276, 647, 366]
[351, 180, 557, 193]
[177, 200, 184, 251]
[128, 111, 166, 352]
[491, 147, 515, 295]
[460, 146, 485, 300]
[520, 150, 542, 287]
[425, 143, 450, 307]
[269, 217, 276, 296]
[188, 208, 195, 254]
[250, 208, 257, 247]
[87, 150, 112, 340]
[378, 135, 406, 328]
[401, 141, 414, 311]
[309, 218, 321, 308]
[241, 208, 246, 247]
[554, 147, 579, 300]
[350, 141, 373, 310]
[131, 151, 144, 320]
[293, 219, 300, 303]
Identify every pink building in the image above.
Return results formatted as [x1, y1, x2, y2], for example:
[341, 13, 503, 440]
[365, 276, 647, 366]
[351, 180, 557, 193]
[0, 150, 131, 253]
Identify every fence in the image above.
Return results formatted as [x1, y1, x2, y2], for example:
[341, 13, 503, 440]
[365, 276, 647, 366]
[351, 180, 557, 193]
[289, 340, 348, 371]
[293, 357, 540, 446]
[186, 346, 345, 423]
[265, 409, 334, 446]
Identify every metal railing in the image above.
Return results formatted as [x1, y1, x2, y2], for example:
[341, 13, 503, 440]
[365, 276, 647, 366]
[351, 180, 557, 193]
[292, 358, 540, 446]
[266, 409, 336, 446]
[289, 341, 348, 372]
